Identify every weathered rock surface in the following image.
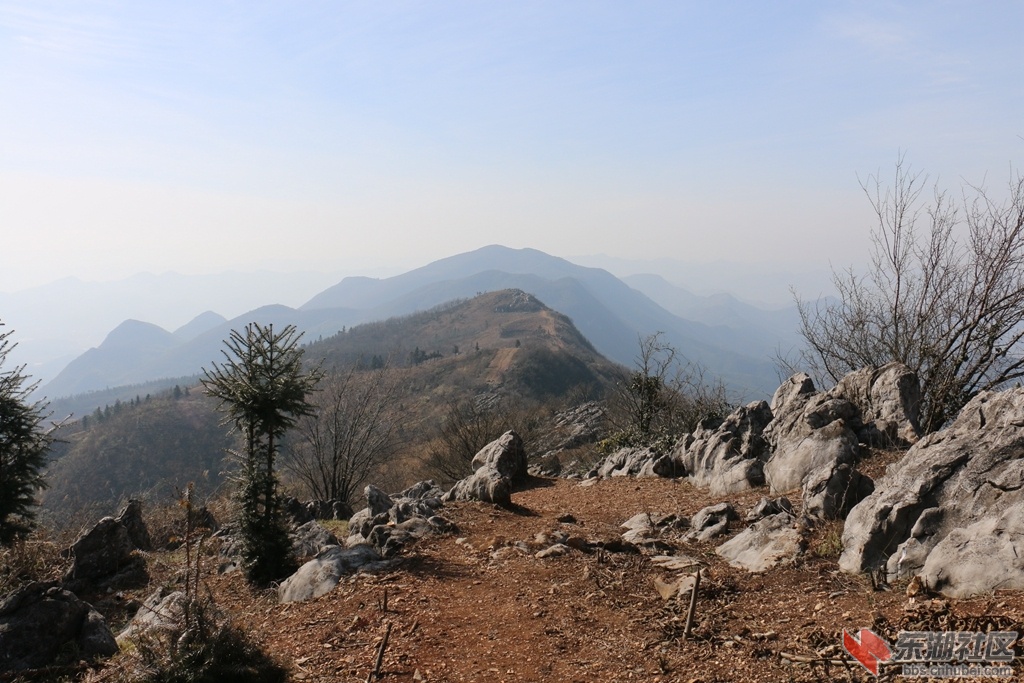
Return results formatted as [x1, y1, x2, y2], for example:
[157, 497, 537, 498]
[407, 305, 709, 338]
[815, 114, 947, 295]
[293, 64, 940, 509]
[760, 371, 892, 518]
[444, 466, 512, 506]
[0, 582, 117, 673]
[802, 460, 873, 519]
[471, 430, 527, 485]
[597, 446, 678, 478]
[716, 512, 805, 572]
[673, 401, 772, 495]
[278, 545, 390, 603]
[832, 362, 922, 447]
[687, 503, 737, 542]
[919, 510, 1024, 599]
[292, 521, 341, 560]
[444, 431, 531, 506]
[840, 388, 1024, 598]
[64, 500, 151, 589]
[762, 375, 860, 494]
[117, 588, 186, 644]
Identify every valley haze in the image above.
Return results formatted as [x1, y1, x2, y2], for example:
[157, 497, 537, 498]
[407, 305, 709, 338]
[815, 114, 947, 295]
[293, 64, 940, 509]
[16, 247, 809, 414]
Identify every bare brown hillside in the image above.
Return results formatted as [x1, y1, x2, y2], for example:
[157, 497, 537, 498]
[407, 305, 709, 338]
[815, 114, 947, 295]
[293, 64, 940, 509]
[92, 472, 1024, 683]
[41, 290, 624, 521]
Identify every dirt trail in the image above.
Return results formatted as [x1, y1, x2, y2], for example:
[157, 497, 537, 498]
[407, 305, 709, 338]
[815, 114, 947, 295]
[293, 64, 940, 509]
[206, 477, 1024, 682]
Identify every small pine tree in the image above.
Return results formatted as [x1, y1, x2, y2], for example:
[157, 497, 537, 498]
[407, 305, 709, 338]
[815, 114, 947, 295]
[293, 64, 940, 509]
[202, 323, 320, 585]
[0, 324, 55, 544]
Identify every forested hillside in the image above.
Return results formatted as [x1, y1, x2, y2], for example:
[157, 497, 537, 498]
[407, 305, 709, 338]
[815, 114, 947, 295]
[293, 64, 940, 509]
[41, 290, 623, 522]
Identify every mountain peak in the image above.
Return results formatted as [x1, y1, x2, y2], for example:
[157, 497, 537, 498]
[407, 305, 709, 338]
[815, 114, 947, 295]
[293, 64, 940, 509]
[101, 320, 176, 351]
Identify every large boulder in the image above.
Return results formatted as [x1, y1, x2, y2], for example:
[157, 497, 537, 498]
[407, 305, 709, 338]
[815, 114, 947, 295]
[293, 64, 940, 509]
[444, 466, 512, 507]
[0, 582, 117, 673]
[832, 362, 921, 447]
[117, 588, 186, 644]
[674, 401, 773, 495]
[471, 431, 527, 484]
[591, 447, 678, 479]
[278, 545, 389, 603]
[64, 499, 153, 588]
[716, 512, 805, 572]
[840, 388, 1024, 598]
[761, 373, 870, 518]
[444, 432, 533, 507]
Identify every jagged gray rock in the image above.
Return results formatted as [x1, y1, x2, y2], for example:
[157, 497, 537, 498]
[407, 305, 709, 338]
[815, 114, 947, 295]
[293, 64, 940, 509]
[64, 502, 150, 589]
[687, 503, 737, 542]
[832, 362, 922, 447]
[745, 496, 793, 522]
[716, 512, 805, 572]
[444, 466, 511, 506]
[444, 432, 532, 506]
[365, 485, 395, 516]
[292, 520, 341, 560]
[589, 447, 678, 479]
[0, 582, 117, 673]
[802, 461, 873, 519]
[761, 371, 887, 518]
[117, 588, 186, 644]
[840, 388, 1024, 598]
[673, 401, 773, 495]
[471, 430, 527, 484]
[278, 545, 390, 603]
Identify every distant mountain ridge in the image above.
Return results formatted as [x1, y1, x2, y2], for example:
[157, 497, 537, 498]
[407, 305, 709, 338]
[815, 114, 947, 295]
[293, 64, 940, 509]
[41, 245, 796, 404]
[41, 288, 622, 514]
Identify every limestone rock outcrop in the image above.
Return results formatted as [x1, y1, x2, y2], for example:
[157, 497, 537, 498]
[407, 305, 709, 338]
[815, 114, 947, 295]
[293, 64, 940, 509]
[839, 388, 1024, 598]
[0, 582, 117, 673]
[673, 401, 773, 495]
[64, 499, 151, 589]
[444, 431, 528, 506]
[716, 512, 805, 572]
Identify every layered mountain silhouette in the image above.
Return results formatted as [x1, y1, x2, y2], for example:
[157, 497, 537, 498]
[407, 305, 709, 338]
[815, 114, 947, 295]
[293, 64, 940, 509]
[42, 245, 792, 401]
[41, 288, 623, 513]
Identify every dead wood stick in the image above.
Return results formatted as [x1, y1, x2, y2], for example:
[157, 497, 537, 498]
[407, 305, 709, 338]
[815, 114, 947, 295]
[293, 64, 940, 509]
[779, 652, 855, 665]
[683, 570, 701, 639]
[367, 622, 393, 683]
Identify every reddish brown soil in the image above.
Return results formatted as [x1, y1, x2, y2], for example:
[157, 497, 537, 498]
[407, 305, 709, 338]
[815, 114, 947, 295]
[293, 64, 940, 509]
[189, 477, 1024, 683]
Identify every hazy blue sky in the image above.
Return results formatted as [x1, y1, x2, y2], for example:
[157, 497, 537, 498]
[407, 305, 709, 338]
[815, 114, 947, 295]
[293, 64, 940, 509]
[1, 1, 1021, 292]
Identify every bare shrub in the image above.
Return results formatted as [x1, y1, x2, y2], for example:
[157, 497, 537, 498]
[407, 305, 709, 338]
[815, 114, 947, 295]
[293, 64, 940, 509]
[796, 157, 1024, 431]
[283, 364, 401, 507]
[603, 332, 732, 453]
